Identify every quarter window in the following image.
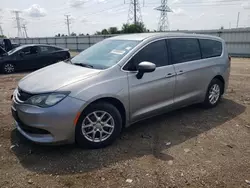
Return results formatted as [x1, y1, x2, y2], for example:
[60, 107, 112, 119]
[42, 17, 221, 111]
[199, 39, 222, 58]
[169, 38, 201, 64]
[124, 40, 168, 71]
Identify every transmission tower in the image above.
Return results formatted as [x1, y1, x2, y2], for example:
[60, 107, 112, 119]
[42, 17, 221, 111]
[155, 0, 172, 31]
[12, 10, 23, 37]
[127, 0, 143, 24]
[22, 24, 28, 38]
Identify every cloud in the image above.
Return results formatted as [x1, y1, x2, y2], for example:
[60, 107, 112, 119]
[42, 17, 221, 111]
[217, 13, 224, 17]
[241, 2, 250, 9]
[172, 0, 182, 4]
[69, 0, 105, 8]
[23, 4, 46, 17]
[69, 0, 86, 7]
[97, 0, 107, 2]
[172, 8, 187, 16]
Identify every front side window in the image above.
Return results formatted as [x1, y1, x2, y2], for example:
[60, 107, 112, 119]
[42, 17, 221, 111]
[124, 40, 168, 71]
[169, 38, 201, 64]
[71, 39, 140, 69]
[21, 46, 39, 56]
[199, 39, 222, 58]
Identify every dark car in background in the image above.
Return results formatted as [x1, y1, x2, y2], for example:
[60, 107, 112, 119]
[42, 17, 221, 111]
[0, 44, 70, 73]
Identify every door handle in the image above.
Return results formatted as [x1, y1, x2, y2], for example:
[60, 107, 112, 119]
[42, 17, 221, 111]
[166, 73, 175, 78]
[178, 70, 184, 75]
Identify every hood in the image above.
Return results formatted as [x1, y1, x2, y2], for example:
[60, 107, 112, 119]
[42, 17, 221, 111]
[19, 62, 101, 93]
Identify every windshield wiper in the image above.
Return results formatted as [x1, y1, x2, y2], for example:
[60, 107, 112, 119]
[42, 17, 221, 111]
[73, 63, 94, 68]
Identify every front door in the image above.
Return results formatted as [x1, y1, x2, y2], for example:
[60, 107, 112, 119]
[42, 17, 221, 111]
[17, 46, 40, 70]
[124, 39, 176, 123]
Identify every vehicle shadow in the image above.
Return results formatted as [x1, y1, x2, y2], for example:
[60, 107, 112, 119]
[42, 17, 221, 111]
[10, 98, 245, 175]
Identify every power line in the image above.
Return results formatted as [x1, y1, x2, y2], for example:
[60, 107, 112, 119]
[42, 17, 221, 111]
[127, 0, 143, 24]
[85, 4, 126, 16]
[147, 0, 248, 4]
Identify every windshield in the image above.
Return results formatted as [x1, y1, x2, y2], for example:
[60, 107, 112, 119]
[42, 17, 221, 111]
[71, 39, 140, 69]
[8, 46, 24, 55]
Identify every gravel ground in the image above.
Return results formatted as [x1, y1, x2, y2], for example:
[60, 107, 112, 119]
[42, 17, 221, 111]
[0, 58, 250, 188]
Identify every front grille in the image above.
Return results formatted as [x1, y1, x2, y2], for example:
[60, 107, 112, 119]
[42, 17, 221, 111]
[18, 122, 50, 135]
[17, 88, 34, 102]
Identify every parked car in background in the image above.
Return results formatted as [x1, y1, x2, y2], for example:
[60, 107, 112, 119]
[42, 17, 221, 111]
[11, 33, 230, 148]
[0, 44, 70, 73]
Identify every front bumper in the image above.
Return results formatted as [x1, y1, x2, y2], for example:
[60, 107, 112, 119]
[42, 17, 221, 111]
[12, 96, 85, 144]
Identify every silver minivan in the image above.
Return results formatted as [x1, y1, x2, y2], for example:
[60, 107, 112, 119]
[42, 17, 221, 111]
[11, 33, 231, 148]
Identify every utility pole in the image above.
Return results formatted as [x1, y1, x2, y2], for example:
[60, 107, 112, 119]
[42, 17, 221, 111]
[65, 15, 71, 36]
[22, 24, 28, 38]
[134, 0, 137, 24]
[0, 25, 3, 36]
[155, 0, 172, 31]
[236, 12, 240, 28]
[127, 0, 142, 25]
[12, 10, 23, 38]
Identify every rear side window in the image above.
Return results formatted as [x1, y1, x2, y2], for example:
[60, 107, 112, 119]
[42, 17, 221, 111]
[40, 46, 57, 53]
[199, 39, 222, 58]
[169, 38, 201, 64]
[124, 40, 168, 71]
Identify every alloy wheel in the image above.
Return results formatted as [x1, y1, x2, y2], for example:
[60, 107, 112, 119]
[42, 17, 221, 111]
[4, 64, 15, 73]
[81, 111, 115, 143]
[209, 84, 220, 104]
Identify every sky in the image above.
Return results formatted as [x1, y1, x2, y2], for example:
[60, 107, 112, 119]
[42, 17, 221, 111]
[0, 0, 250, 37]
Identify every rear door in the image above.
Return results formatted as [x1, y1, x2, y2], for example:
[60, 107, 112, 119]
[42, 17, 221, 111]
[168, 38, 204, 107]
[125, 39, 176, 122]
[39, 46, 64, 66]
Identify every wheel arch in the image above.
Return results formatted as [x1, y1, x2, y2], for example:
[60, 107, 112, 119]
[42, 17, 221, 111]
[79, 97, 127, 128]
[213, 75, 225, 94]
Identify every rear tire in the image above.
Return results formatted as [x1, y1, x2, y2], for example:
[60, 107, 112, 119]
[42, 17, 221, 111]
[2, 63, 15, 74]
[75, 102, 122, 149]
[202, 78, 223, 108]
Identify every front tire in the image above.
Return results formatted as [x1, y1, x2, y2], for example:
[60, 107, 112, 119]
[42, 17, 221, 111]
[75, 102, 122, 149]
[2, 63, 15, 74]
[202, 78, 223, 108]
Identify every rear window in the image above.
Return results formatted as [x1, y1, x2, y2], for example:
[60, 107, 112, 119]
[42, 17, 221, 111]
[169, 38, 201, 64]
[199, 39, 222, 58]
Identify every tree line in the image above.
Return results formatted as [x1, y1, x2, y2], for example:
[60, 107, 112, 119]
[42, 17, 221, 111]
[55, 22, 153, 37]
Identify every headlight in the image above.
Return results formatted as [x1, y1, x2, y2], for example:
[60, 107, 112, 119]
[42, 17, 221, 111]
[25, 92, 69, 107]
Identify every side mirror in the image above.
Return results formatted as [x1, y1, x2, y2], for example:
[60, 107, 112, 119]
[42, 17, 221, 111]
[19, 51, 24, 57]
[136, 61, 156, 79]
